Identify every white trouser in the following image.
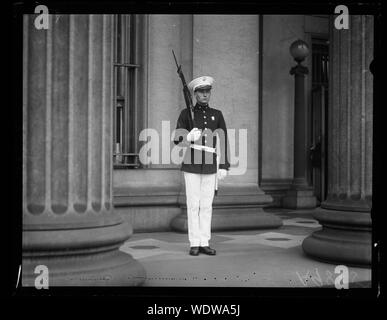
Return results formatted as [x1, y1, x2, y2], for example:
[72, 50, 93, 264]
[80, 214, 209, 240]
[183, 172, 216, 247]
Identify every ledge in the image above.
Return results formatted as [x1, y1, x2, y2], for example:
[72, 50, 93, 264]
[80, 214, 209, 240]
[114, 185, 181, 207]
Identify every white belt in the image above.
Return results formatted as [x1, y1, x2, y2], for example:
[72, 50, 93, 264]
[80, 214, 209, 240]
[190, 144, 216, 153]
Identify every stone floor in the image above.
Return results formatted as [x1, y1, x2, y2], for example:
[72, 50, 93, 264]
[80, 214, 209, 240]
[119, 209, 372, 287]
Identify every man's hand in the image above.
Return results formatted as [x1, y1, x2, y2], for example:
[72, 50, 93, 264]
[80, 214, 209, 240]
[218, 169, 227, 180]
[187, 128, 201, 142]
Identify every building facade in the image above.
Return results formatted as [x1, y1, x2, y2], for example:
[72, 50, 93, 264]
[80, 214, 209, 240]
[22, 14, 373, 285]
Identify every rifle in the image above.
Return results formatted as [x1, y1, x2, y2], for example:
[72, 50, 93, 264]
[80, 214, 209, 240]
[172, 50, 195, 130]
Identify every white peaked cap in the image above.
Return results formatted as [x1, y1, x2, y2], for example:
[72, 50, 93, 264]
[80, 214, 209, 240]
[188, 76, 214, 92]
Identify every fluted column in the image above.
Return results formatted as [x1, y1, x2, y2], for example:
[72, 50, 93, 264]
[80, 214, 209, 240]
[22, 14, 145, 285]
[303, 15, 373, 266]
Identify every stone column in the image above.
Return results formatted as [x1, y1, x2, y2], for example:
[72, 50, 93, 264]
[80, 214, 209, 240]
[23, 14, 145, 285]
[303, 15, 373, 266]
[283, 51, 316, 209]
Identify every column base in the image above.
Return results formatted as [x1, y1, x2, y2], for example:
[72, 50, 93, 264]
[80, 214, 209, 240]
[171, 207, 283, 232]
[22, 250, 146, 286]
[171, 183, 282, 232]
[282, 189, 317, 209]
[22, 220, 146, 286]
[302, 208, 372, 267]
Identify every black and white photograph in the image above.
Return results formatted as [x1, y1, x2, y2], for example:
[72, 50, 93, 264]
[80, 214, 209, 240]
[11, 0, 382, 309]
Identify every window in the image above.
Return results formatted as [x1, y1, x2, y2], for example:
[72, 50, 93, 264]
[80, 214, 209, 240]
[113, 14, 147, 168]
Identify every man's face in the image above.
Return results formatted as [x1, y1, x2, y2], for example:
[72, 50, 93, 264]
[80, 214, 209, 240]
[194, 88, 211, 105]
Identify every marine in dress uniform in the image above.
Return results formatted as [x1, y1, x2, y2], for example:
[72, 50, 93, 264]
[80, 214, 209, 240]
[174, 76, 230, 256]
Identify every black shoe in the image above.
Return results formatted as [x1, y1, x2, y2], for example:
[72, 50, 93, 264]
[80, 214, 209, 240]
[199, 246, 216, 255]
[189, 247, 200, 256]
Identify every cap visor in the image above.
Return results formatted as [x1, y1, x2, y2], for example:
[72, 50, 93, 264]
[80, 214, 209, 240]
[195, 85, 212, 91]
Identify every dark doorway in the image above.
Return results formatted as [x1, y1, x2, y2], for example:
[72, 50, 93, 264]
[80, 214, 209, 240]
[310, 38, 329, 204]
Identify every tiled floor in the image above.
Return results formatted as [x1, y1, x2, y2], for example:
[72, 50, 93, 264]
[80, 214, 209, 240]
[119, 210, 372, 287]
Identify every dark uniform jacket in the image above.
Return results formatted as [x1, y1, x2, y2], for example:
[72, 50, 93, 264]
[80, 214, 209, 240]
[174, 103, 230, 174]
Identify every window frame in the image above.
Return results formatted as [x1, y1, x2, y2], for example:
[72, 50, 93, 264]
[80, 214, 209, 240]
[112, 14, 148, 169]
